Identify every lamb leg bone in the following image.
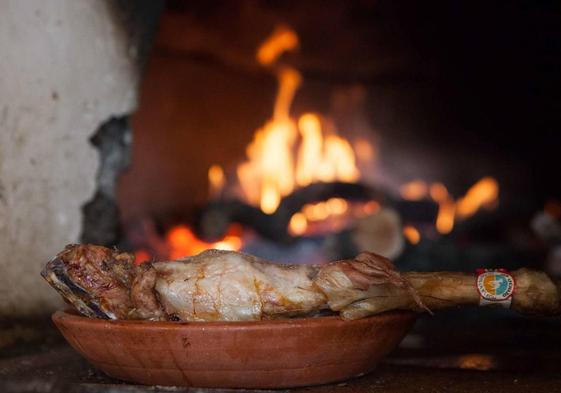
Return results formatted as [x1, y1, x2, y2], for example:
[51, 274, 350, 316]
[340, 269, 561, 320]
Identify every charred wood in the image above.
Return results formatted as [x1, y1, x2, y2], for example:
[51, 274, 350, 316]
[194, 181, 438, 242]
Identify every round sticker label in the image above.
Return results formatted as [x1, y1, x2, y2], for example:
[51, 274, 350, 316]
[476, 270, 514, 301]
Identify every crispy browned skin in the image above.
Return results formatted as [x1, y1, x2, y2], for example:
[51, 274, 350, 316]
[42, 245, 137, 319]
[67, 246, 136, 319]
[130, 263, 165, 320]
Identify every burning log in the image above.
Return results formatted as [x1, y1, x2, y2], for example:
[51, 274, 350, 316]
[194, 181, 438, 243]
[240, 207, 406, 262]
[128, 206, 404, 264]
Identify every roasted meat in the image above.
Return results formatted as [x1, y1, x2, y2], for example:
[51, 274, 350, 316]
[41, 244, 423, 321]
[42, 244, 560, 321]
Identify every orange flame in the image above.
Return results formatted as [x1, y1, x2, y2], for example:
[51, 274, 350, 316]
[256, 26, 299, 66]
[134, 249, 151, 265]
[204, 26, 499, 240]
[273, 68, 302, 120]
[288, 198, 362, 236]
[429, 182, 448, 203]
[456, 177, 499, 219]
[431, 178, 498, 234]
[166, 225, 242, 260]
[436, 199, 456, 234]
[400, 180, 428, 201]
[401, 178, 499, 235]
[354, 137, 377, 162]
[362, 200, 381, 215]
[428, 182, 456, 234]
[296, 114, 323, 186]
[211, 26, 367, 215]
[296, 114, 360, 186]
[403, 225, 421, 244]
[208, 165, 225, 198]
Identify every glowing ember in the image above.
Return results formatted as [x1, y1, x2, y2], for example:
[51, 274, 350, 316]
[288, 212, 308, 236]
[288, 198, 381, 237]
[361, 200, 381, 215]
[327, 198, 349, 215]
[403, 225, 421, 244]
[457, 354, 496, 371]
[303, 202, 330, 221]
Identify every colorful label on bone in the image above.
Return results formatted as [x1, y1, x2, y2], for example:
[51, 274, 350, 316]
[476, 269, 515, 308]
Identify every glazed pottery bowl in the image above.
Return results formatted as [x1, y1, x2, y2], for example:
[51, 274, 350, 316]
[52, 310, 415, 388]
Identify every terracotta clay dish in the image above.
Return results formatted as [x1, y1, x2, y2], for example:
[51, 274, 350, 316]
[52, 310, 415, 388]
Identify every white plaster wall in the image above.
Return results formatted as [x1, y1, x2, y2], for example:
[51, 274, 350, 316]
[0, 1, 138, 316]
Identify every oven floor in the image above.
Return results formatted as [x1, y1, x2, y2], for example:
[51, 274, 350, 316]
[2, 347, 561, 393]
[2, 310, 561, 393]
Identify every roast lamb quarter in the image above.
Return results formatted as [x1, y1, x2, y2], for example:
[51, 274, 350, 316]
[41, 244, 426, 321]
[42, 244, 560, 321]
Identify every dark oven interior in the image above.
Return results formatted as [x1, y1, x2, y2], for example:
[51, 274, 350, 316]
[112, 1, 560, 272]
